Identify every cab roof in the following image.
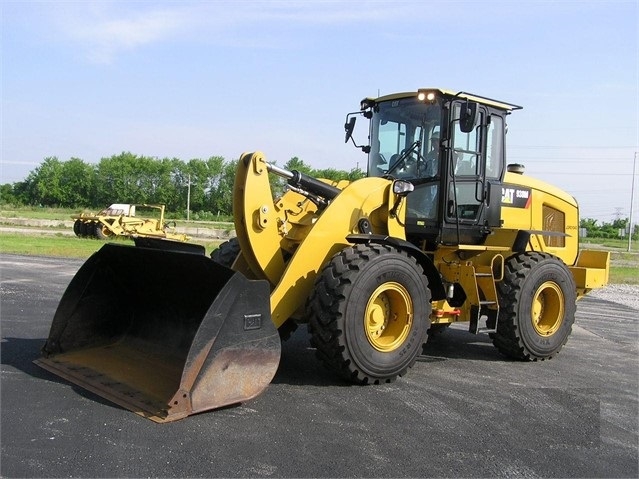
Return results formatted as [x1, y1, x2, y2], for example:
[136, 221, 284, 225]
[373, 88, 523, 112]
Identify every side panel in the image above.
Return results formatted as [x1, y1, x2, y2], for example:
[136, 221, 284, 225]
[500, 173, 579, 266]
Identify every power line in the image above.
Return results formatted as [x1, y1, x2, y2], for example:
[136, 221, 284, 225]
[526, 172, 631, 176]
[510, 145, 638, 149]
[508, 158, 631, 161]
[571, 189, 632, 192]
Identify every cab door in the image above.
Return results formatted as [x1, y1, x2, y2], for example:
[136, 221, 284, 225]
[441, 102, 503, 244]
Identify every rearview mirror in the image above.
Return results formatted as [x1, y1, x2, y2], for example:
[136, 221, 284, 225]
[344, 117, 356, 143]
[459, 102, 479, 133]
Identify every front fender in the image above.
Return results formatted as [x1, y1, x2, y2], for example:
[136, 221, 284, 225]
[268, 177, 395, 327]
[346, 234, 446, 300]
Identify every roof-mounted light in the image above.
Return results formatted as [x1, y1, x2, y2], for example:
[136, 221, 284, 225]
[417, 89, 437, 103]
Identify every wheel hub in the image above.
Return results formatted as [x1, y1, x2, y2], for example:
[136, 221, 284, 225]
[364, 282, 413, 352]
[531, 281, 565, 336]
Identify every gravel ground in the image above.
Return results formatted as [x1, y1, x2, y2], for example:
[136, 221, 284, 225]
[588, 283, 639, 310]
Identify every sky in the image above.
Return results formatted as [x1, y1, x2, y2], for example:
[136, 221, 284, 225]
[1, 0, 638, 225]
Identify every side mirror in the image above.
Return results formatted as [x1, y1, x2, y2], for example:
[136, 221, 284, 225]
[392, 180, 414, 197]
[389, 180, 414, 218]
[344, 116, 356, 143]
[459, 101, 479, 133]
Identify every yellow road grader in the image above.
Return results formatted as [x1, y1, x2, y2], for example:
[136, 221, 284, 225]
[35, 88, 610, 422]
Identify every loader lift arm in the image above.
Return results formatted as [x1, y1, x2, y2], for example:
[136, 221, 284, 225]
[234, 151, 412, 328]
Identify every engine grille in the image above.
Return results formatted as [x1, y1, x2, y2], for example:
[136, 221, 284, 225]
[543, 205, 565, 247]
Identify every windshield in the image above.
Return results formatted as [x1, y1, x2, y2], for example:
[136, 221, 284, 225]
[367, 97, 442, 180]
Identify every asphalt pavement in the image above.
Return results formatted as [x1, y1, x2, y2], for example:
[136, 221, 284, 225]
[1, 253, 637, 478]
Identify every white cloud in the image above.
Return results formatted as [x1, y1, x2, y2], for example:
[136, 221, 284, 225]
[56, 5, 187, 64]
[48, 0, 426, 64]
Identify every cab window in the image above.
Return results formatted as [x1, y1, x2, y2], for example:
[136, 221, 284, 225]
[485, 115, 504, 179]
[449, 103, 483, 221]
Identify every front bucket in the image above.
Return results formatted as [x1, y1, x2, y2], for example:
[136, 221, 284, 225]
[34, 242, 280, 422]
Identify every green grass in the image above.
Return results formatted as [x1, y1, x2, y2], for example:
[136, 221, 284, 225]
[0, 205, 77, 221]
[0, 206, 234, 230]
[0, 232, 107, 258]
[0, 232, 223, 259]
[581, 237, 639, 252]
[607, 251, 639, 284]
[610, 267, 639, 284]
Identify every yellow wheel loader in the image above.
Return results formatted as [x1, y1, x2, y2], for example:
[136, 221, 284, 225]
[35, 88, 610, 422]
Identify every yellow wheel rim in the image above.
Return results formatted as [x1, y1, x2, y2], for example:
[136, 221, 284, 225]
[364, 282, 413, 352]
[531, 281, 564, 336]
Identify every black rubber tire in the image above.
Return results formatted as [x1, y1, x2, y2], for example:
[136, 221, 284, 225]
[211, 238, 241, 267]
[73, 220, 82, 237]
[79, 222, 92, 238]
[307, 244, 431, 384]
[492, 252, 576, 361]
[93, 222, 110, 240]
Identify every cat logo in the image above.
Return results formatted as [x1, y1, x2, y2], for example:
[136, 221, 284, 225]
[502, 187, 515, 204]
[501, 186, 531, 208]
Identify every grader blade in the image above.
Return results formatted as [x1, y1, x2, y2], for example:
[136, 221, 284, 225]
[34, 243, 280, 423]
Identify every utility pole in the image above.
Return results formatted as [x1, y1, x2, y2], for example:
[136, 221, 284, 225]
[629, 152, 637, 252]
[187, 174, 191, 222]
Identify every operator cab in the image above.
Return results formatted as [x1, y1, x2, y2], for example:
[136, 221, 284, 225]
[347, 89, 522, 247]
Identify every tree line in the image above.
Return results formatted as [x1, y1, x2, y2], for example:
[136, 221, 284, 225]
[580, 217, 638, 240]
[1, 154, 635, 237]
[0, 153, 365, 219]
